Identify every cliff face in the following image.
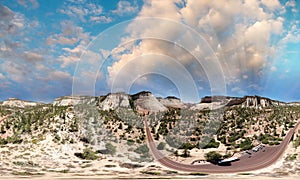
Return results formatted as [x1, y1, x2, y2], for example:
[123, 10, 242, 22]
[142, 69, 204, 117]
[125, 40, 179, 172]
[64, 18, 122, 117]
[241, 96, 283, 109]
[53, 96, 96, 106]
[198, 95, 285, 109]
[131, 91, 167, 112]
[158, 96, 186, 109]
[98, 92, 131, 111]
[1, 92, 288, 111]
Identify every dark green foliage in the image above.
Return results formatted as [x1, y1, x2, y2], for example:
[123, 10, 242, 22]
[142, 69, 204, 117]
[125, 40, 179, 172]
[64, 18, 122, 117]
[203, 139, 220, 149]
[293, 135, 300, 148]
[239, 137, 253, 150]
[105, 142, 116, 155]
[7, 135, 23, 144]
[0, 125, 6, 134]
[69, 118, 78, 132]
[134, 144, 149, 154]
[127, 139, 134, 146]
[74, 148, 98, 160]
[0, 138, 8, 145]
[180, 148, 190, 158]
[204, 151, 223, 164]
[180, 142, 196, 150]
[157, 142, 166, 150]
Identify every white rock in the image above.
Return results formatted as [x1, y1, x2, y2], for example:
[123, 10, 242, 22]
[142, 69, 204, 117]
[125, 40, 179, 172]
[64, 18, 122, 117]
[99, 92, 131, 111]
[0, 98, 41, 108]
[53, 96, 96, 106]
[132, 91, 167, 112]
[158, 96, 186, 108]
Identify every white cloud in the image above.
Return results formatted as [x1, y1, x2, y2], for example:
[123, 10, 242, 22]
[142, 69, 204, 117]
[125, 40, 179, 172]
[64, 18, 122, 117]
[270, 66, 277, 71]
[47, 21, 90, 46]
[48, 71, 72, 81]
[47, 36, 78, 46]
[58, 1, 108, 24]
[1, 62, 29, 83]
[231, 86, 247, 95]
[0, 5, 25, 35]
[285, 0, 296, 7]
[281, 22, 300, 44]
[105, 0, 287, 94]
[17, 0, 39, 9]
[90, 16, 112, 23]
[112, 1, 138, 15]
[23, 51, 44, 62]
[261, 0, 281, 10]
[0, 73, 4, 80]
[46, 21, 92, 68]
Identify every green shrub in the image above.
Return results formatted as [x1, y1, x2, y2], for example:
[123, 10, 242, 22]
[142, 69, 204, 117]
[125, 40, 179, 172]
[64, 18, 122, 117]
[205, 151, 223, 164]
[285, 154, 297, 161]
[239, 138, 253, 150]
[203, 139, 220, 149]
[74, 148, 98, 160]
[127, 139, 134, 146]
[140, 171, 161, 175]
[157, 142, 166, 150]
[105, 142, 116, 155]
[134, 144, 149, 154]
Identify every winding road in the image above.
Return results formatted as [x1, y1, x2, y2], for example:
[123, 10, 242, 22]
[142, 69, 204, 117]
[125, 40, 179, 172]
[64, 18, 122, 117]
[144, 117, 300, 173]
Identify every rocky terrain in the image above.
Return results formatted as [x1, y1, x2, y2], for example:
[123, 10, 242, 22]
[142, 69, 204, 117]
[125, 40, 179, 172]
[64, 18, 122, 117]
[0, 92, 300, 178]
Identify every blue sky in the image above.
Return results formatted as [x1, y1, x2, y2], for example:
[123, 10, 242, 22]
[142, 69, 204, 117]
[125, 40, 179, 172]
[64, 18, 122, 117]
[0, 0, 299, 103]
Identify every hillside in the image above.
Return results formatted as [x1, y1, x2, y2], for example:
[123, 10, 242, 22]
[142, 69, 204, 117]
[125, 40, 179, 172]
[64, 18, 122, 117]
[0, 92, 300, 177]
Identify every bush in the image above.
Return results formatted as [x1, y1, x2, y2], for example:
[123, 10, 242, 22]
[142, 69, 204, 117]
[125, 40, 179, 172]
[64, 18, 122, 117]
[105, 142, 116, 155]
[262, 139, 269, 144]
[0, 138, 8, 145]
[180, 148, 190, 158]
[205, 151, 223, 164]
[134, 144, 149, 154]
[203, 139, 220, 149]
[239, 138, 253, 150]
[127, 139, 134, 146]
[74, 148, 98, 160]
[157, 142, 166, 150]
[7, 135, 23, 144]
[285, 154, 297, 161]
[180, 142, 195, 150]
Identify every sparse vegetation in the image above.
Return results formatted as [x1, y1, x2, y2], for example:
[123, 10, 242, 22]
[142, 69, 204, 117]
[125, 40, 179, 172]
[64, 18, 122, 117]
[189, 172, 208, 176]
[1, 94, 300, 176]
[105, 142, 117, 155]
[285, 154, 297, 161]
[140, 170, 161, 175]
[134, 144, 149, 154]
[74, 148, 98, 160]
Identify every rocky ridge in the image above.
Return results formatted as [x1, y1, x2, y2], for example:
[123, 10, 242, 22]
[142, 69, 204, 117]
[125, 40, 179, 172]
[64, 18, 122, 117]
[0, 98, 43, 108]
[1, 93, 290, 110]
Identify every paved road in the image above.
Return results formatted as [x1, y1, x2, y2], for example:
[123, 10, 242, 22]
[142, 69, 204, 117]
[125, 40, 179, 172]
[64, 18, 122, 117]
[144, 117, 300, 173]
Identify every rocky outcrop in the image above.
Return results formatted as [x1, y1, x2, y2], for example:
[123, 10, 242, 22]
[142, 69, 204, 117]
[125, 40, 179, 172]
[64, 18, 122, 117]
[131, 91, 167, 112]
[98, 92, 131, 111]
[53, 96, 96, 106]
[158, 96, 186, 109]
[0, 98, 42, 108]
[241, 96, 273, 109]
[198, 95, 285, 109]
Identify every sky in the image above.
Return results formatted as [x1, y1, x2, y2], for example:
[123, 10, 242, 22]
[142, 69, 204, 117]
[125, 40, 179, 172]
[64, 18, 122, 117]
[0, 0, 299, 103]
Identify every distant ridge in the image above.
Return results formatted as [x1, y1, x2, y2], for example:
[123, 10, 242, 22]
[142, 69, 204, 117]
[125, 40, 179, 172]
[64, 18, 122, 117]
[0, 92, 294, 110]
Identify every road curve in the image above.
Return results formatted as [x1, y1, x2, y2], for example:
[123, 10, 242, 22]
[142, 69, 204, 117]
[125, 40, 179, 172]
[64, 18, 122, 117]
[144, 117, 300, 173]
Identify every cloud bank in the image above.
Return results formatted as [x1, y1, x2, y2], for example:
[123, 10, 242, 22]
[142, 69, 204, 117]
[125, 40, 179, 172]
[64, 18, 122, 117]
[105, 0, 291, 98]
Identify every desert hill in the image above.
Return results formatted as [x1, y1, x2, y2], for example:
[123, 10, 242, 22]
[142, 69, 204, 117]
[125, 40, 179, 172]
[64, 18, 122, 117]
[0, 92, 300, 177]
